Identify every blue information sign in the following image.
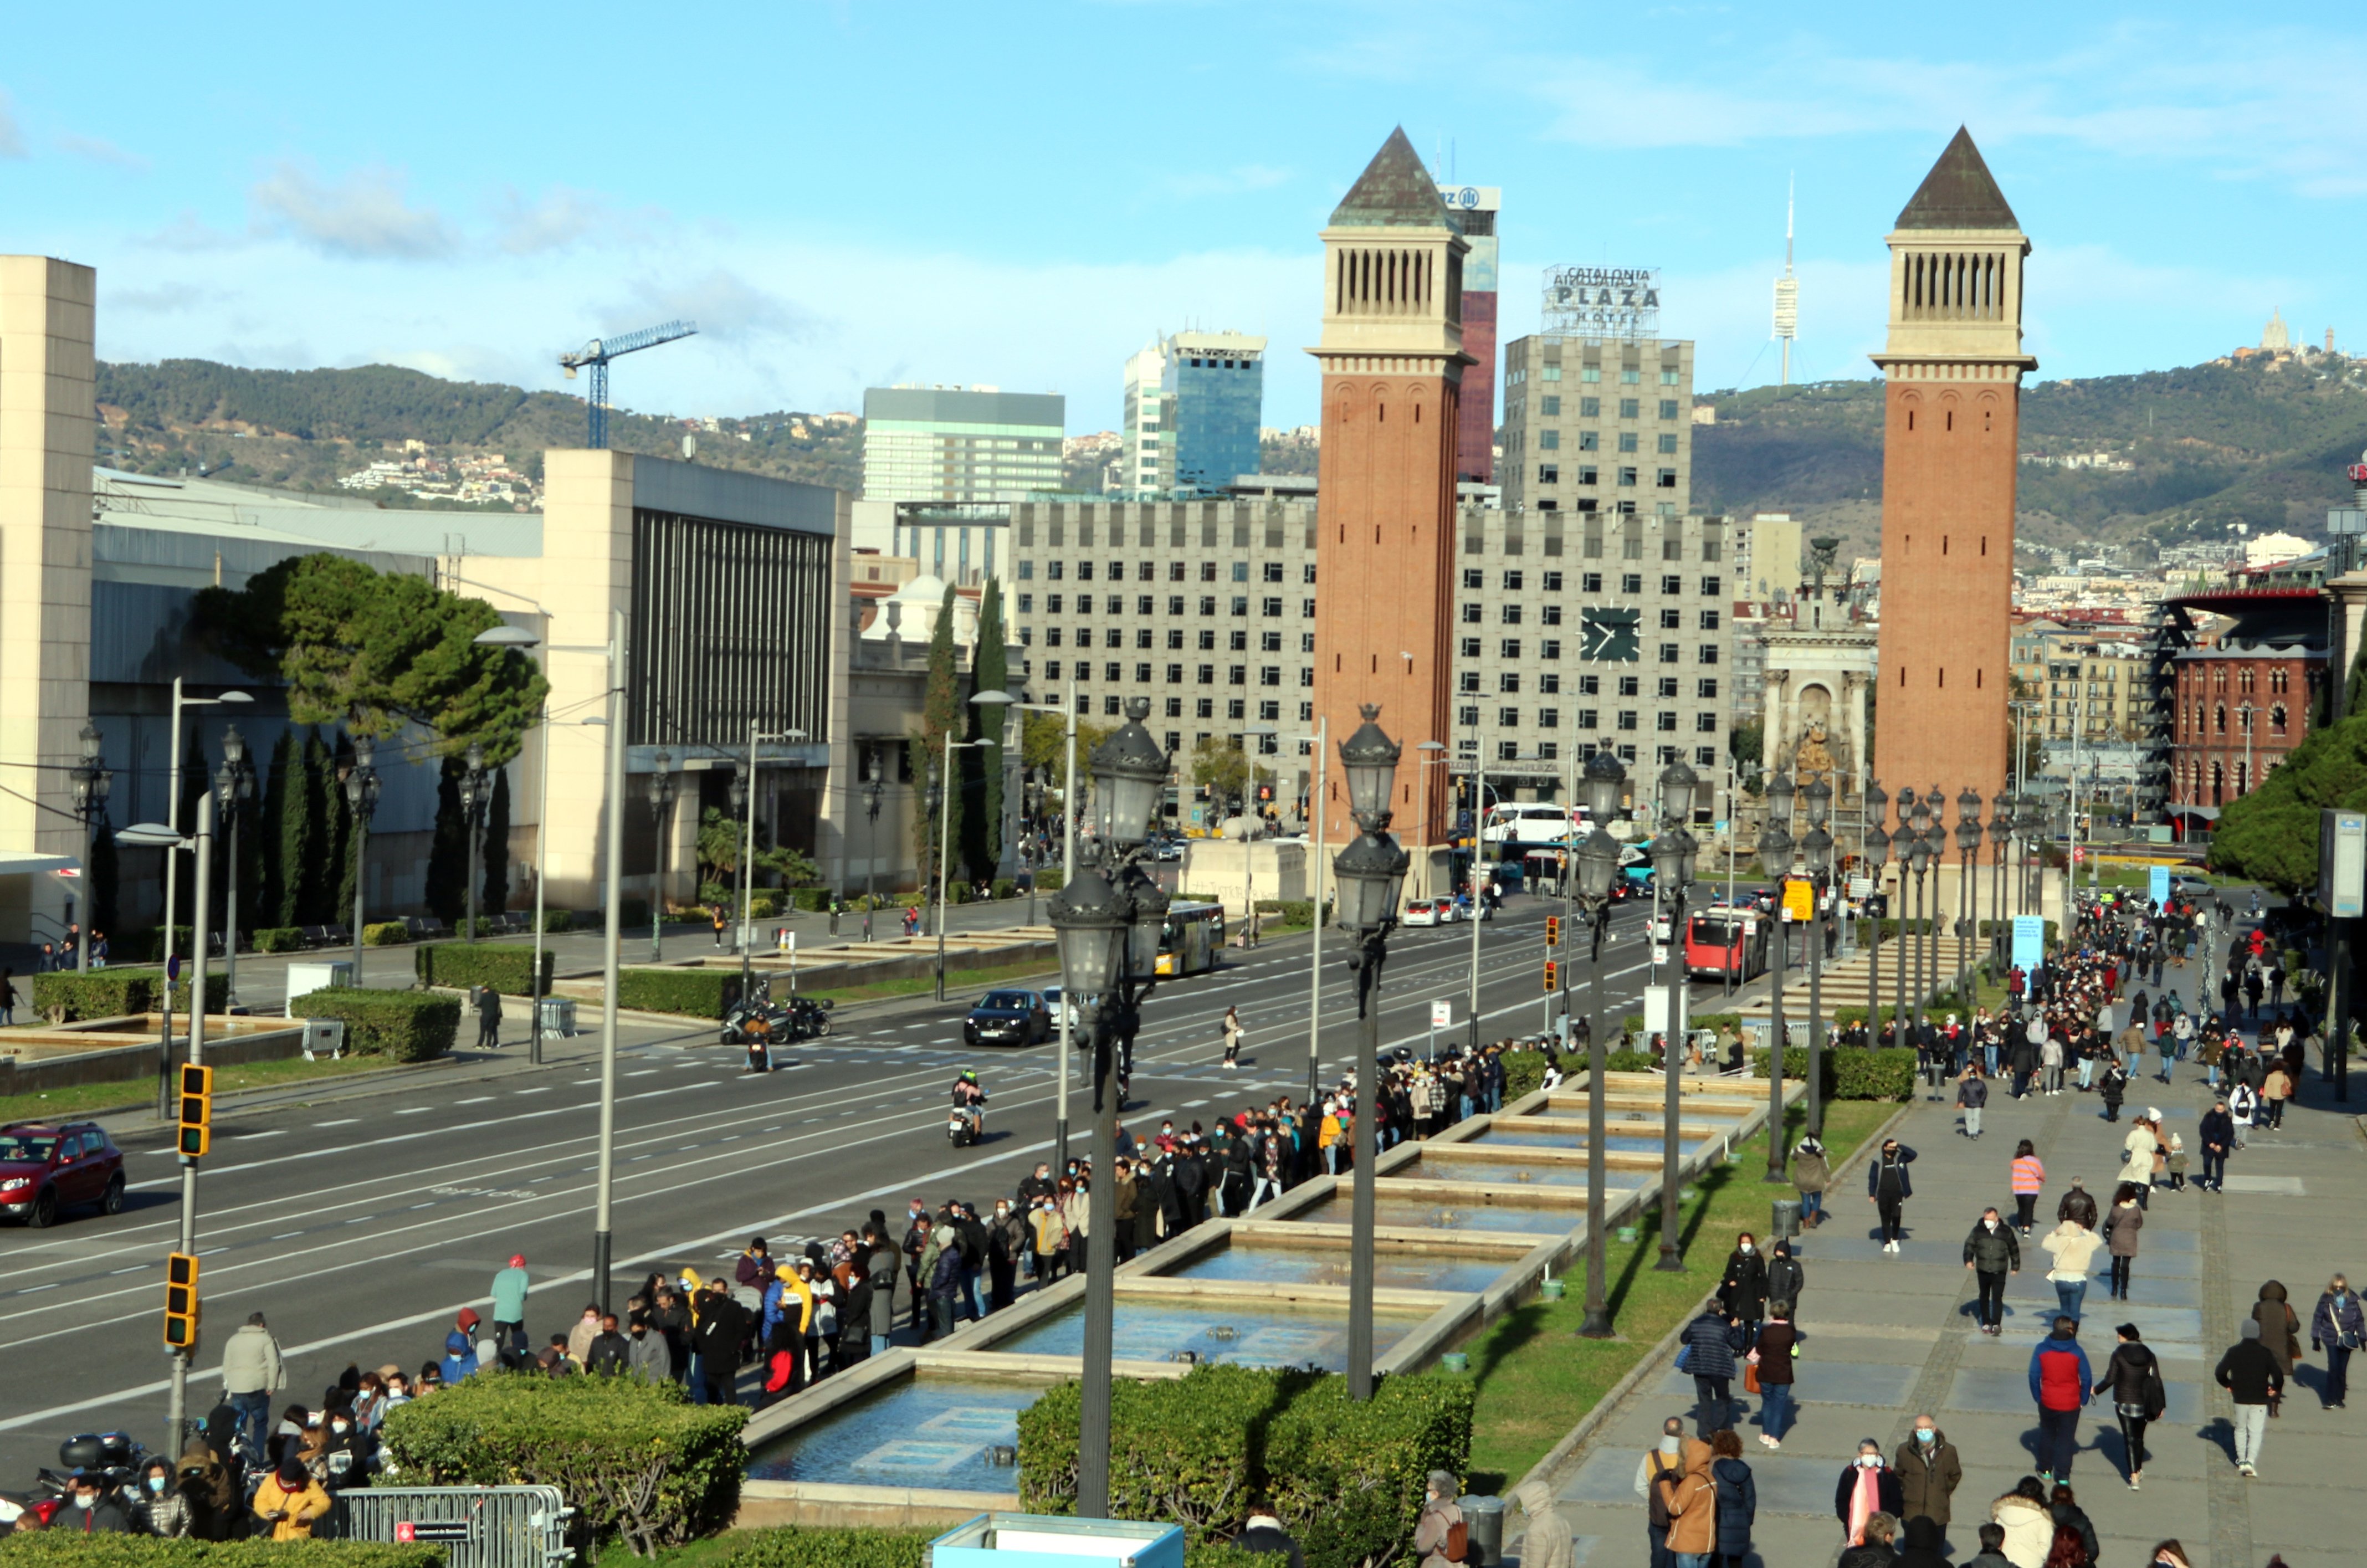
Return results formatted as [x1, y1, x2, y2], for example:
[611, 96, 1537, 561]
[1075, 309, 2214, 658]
[2148, 865, 2170, 906]
[2011, 915, 2045, 971]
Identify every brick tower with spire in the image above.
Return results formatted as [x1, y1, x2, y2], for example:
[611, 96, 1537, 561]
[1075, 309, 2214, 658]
[1870, 127, 2035, 808]
[1310, 127, 1472, 844]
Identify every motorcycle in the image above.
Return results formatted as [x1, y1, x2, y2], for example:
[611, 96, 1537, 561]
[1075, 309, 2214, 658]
[783, 996, 834, 1037]
[30, 1432, 148, 1512]
[946, 1088, 988, 1147]
[721, 997, 797, 1049]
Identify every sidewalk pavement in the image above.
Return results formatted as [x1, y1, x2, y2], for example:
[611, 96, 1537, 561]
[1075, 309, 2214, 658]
[1531, 988, 2361, 1568]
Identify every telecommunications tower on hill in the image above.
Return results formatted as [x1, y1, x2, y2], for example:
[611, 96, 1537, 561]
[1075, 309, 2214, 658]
[1772, 178, 1800, 388]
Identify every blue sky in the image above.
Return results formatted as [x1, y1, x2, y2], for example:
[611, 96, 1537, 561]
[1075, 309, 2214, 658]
[3, 2, 2359, 434]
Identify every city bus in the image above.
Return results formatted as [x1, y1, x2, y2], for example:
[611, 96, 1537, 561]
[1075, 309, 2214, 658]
[1684, 907, 1769, 981]
[1156, 901, 1227, 976]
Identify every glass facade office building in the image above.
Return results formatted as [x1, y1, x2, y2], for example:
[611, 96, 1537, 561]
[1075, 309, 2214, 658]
[1120, 331, 1265, 495]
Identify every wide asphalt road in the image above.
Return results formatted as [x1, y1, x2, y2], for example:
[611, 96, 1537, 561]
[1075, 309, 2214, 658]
[0, 891, 1746, 1478]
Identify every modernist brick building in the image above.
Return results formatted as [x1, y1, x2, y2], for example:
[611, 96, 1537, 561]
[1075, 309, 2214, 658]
[2167, 587, 2327, 818]
[1309, 128, 1471, 844]
[1869, 129, 2034, 807]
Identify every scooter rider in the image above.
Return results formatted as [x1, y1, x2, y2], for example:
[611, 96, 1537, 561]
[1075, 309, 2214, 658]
[951, 1069, 988, 1137]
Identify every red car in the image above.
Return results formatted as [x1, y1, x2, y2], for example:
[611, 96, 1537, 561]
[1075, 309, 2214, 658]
[0, 1121, 127, 1227]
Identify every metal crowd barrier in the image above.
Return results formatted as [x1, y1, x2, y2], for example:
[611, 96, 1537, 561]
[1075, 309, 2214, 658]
[325, 1485, 575, 1568]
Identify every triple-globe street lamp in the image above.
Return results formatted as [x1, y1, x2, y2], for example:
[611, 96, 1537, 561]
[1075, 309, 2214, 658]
[1651, 759, 1699, 1268]
[1574, 747, 1626, 1338]
[212, 727, 254, 1007]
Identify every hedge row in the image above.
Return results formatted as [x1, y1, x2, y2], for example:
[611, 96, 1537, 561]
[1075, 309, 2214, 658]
[709, 1529, 1274, 1568]
[31, 967, 220, 1022]
[1502, 1047, 1656, 1101]
[618, 968, 740, 1019]
[1748, 1044, 1917, 1101]
[0, 1543, 444, 1568]
[362, 921, 411, 947]
[254, 928, 308, 954]
[288, 988, 458, 1062]
[378, 1370, 747, 1557]
[414, 942, 555, 997]
[1016, 1365, 1473, 1568]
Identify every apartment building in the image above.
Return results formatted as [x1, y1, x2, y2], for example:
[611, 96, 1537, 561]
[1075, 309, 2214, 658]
[1003, 498, 1733, 811]
[1497, 336, 1695, 519]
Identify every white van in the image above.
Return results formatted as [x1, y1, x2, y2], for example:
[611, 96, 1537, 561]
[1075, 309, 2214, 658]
[1482, 803, 1582, 845]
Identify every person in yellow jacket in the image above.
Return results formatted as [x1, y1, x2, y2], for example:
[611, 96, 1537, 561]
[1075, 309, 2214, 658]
[253, 1458, 331, 1541]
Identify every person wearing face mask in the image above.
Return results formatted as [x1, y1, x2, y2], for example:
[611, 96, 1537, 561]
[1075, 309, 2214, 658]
[986, 1198, 1027, 1311]
[628, 1311, 674, 1382]
[1832, 1441, 1903, 1550]
[1892, 1415, 1960, 1531]
[2092, 1324, 2164, 1489]
[1716, 1234, 1768, 1340]
[1762, 1240, 1804, 1319]
[62, 1473, 131, 1534]
[131, 1459, 190, 1538]
[1964, 1207, 2021, 1335]
[317, 1409, 375, 1492]
[2310, 1272, 2364, 1408]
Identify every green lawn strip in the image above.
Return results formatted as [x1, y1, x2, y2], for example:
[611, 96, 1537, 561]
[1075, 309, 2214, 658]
[0, 1050, 394, 1125]
[1461, 1097, 1895, 1493]
[803, 957, 1057, 1008]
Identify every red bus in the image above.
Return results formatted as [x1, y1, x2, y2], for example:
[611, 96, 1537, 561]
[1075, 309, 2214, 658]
[1685, 908, 1769, 981]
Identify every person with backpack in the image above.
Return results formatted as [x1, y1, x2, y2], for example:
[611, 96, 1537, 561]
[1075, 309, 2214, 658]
[1635, 1418, 1700, 1568]
[1413, 1470, 1467, 1568]
[2310, 1273, 2365, 1408]
[1681, 1301, 1745, 1437]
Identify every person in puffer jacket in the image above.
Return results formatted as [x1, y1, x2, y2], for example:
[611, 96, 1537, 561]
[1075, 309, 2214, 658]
[2026, 1319, 2092, 1483]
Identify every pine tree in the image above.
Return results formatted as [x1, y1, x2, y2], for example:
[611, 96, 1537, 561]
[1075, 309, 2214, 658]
[966, 576, 1009, 882]
[481, 768, 512, 914]
[423, 756, 467, 925]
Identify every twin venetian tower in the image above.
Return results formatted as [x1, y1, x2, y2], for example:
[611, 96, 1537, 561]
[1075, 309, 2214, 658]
[1306, 126, 2030, 835]
[1869, 127, 2033, 804]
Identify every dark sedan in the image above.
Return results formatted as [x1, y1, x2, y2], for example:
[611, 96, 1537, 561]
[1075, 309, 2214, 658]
[963, 990, 1050, 1048]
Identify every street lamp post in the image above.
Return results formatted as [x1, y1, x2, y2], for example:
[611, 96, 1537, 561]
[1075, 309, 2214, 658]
[120, 798, 213, 1454]
[1989, 790, 2012, 975]
[1956, 788, 1984, 1001]
[1654, 759, 1700, 1260]
[1575, 749, 1625, 1338]
[160, 680, 253, 980]
[69, 723, 112, 974]
[1046, 698, 1172, 1517]
[1801, 777, 1833, 1143]
[974, 684, 1079, 1164]
[212, 727, 253, 1010]
[731, 724, 807, 1003]
[339, 736, 381, 982]
[1907, 823, 1934, 1035]
[1330, 705, 1411, 1397]
[1758, 775, 1794, 1186]
[459, 741, 489, 944]
[1864, 781, 1889, 1039]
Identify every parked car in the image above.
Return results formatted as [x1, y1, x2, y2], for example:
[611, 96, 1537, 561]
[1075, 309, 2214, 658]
[1401, 898, 1451, 928]
[964, 990, 1051, 1048]
[0, 1122, 126, 1228]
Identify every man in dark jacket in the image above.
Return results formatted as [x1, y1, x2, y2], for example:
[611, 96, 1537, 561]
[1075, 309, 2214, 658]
[1866, 1139, 1918, 1252]
[2056, 1180, 2098, 1229]
[1892, 1416, 1961, 1528]
[1963, 1209, 2021, 1335]
[1236, 1510, 1305, 1568]
[585, 1312, 632, 1375]
[1681, 1302, 1744, 1438]
[2198, 1100, 2236, 1191]
[2215, 1318, 2283, 1475]
[691, 1283, 748, 1406]
[951, 1202, 990, 1322]
[865, 1231, 901, 1355]
[62, 1472, 132, 1533]
[2027, 1316, 2092, 1481]
[985, 1200, 1028, 1311]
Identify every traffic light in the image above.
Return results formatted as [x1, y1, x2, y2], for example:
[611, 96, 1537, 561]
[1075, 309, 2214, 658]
[1545, 915, 1561, 947]
[176, 1063, 213, 1158]
[164, 1252, 199, 1349]
[1543, 960, 1559, 993]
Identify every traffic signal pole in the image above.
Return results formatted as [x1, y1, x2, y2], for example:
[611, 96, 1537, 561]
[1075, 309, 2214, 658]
[165, 793, 214, 1455]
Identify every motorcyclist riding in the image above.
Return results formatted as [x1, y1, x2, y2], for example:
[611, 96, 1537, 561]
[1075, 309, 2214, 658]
[951, 1069, 988, 1137]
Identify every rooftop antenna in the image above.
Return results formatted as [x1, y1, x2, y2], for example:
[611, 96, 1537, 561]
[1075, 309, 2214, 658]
[1772, 175, 1799, 391]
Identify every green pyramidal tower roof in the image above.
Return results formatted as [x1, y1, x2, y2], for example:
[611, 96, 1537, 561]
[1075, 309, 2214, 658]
[1329, 127, 1451, 229]
[1895, 127, 2020, 231]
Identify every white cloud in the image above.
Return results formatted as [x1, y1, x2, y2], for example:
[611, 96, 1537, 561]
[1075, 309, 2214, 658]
[613, 268, 814, 344]
[57, 134, 146, 170]
[494, 186, 643, 255]
[249, 162, 455, 260]
[106, 282, 216, 315]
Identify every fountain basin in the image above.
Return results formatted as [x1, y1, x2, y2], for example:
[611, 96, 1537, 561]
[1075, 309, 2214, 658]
[746, 1374, 1038, 1488]
[987, 1294, 1421, 1370]
[1159, 1239, 1511, 1295]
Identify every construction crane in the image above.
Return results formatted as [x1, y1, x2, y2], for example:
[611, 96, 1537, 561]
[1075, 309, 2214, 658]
[559, 320, 698, 449]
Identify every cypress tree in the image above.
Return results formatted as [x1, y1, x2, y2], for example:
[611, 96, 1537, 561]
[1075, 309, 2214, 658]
[908, 583, 964, 879]
[481, 768, 512, 914]
[423, 755, 467, 925]
[303, 729, 344, 925]
[258, 730, 294, 930]
[966, 576, 1008, 882]
[175, 734, 208, 933]
[90, 826, 119, 937]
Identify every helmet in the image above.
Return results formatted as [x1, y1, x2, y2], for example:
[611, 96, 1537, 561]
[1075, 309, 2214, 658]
[961, 1069, 978, 1084]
